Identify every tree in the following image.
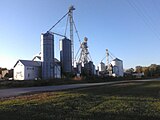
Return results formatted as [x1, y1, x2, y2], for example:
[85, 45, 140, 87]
[135, 66, 142, 73]
[126, 68, 134, 73]
[142, 67, 149, 77]
[0, 68, 2, 74]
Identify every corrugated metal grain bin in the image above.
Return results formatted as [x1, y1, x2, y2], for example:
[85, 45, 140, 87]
[41, 32, 54, 79]
[60, 38, 72, 73]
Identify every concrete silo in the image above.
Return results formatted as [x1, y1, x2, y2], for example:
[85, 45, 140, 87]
[110, 58, 124, 77]
[60, 38, 72, 73]
[41, 32, 54, 79]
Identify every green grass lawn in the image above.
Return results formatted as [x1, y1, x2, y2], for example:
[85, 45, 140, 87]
[0, 80, 160, 120]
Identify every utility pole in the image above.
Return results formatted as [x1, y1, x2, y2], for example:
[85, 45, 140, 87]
[68, 5, 75, 67]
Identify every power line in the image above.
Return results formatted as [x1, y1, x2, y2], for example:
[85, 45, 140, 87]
[126, 0, 160, 40]
[135, 0, 160, 38]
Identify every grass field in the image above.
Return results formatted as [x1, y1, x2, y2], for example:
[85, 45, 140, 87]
[0, 80, 160, 120]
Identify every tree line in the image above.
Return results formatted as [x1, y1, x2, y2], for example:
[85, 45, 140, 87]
[126, 64, 160, 78]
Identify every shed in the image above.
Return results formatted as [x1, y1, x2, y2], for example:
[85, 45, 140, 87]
[14, 60, 41, 80]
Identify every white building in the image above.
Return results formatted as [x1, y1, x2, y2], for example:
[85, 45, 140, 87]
[110, 58, 124, 77]
[14, 60, 41, 80]
[32, 55, 41, 62]
[14, 58, 61, 80]
[98, 62, 106, 72]
[54, 58, 61, 78]
[33, 56, 61, 79]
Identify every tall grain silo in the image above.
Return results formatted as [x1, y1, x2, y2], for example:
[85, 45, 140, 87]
[41, 32, 54, 79]
[60, 38, 72, 73]
[110, 58, 124, 77]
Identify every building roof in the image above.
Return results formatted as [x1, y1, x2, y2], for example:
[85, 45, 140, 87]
[54, 58, 60, 63]
[32, 56, 60, 63]
[112, 58, 122, 62]
[100, 62, 105, 65]
[14, 58, 61, 68]
[14, 60, 41, 68]
[32, 56, 41, 61]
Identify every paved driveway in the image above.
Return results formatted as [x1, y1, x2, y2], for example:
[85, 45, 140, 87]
[0, 78, 159, 98]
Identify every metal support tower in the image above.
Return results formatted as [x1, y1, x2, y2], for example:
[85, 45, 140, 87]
[68, 6, 75, 67]
[48, 5, 77, 68]
[106, 49, 109, 68]
[78, 37, 90, 65]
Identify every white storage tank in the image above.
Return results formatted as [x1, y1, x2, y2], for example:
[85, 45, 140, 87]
[110, 58, 124, 77]
[41, 32, 54, 79]
[76, 63, 82, 75]
[54, 58, 61, 78]
[98, 62, 106, 72]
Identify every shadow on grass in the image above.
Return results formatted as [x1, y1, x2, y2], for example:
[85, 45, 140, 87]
[73, 81, 160, 98]
[0, 81, 160, 120]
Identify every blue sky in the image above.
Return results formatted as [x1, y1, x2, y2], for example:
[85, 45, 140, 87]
[0, 0, 160, 69]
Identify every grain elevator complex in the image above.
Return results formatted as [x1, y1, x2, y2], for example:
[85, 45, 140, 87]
[13, 6, 124, 80]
